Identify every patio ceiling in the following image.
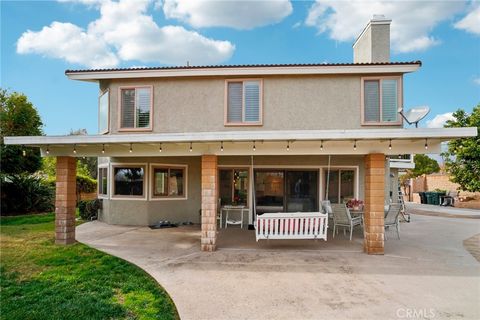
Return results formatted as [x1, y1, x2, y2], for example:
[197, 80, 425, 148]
[4, 127, 477, 157]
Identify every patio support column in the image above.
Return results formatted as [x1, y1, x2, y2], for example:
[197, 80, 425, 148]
[55, 156, 77, 245]
[201, 155, 218, 252]
[364, 153, 385, 255]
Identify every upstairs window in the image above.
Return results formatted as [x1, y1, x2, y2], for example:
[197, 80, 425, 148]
[98, 90, 109, 134]
[362, 77, 402, 125]
[120, 86, 152, 130]
[225, 80, 262, 125]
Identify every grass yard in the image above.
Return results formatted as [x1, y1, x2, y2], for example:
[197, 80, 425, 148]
[0, 213, 179, 320]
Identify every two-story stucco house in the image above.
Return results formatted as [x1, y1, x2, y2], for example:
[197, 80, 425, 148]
[5, 17, 477, 254]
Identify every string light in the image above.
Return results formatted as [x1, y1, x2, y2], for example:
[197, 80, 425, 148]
[73, 144, 77, 154]
[46, 145, 50, 155]
[320, 140, 324, 151]
[424, 138, 428, 150]
[253, 141, 256, 151]
[388, 139, 392, 150]
[353, 140, 357, 151]
[159, 143, 162, 153]
[220, 141, 224, 152]
[129, 143, 133, 153]
[189, 142, 193, 152]
[286, 141, 290, 151]
[22, 146, 26, 157]
[102, 144, 105, 154]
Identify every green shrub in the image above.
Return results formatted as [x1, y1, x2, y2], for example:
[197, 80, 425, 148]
[76, 174, 97, 194]
[78, 199, 102, 220]
[0, 174, 54, 215]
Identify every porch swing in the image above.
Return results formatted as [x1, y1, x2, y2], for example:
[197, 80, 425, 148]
[254, 155, 329, 242]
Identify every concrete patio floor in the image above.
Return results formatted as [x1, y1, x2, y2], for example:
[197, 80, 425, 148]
[77, 214, 480, 320]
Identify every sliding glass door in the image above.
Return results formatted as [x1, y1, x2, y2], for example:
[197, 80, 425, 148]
[254, 170, 319, 215]
[324, 169, 355, 204]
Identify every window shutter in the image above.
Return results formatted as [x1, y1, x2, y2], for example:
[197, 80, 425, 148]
[364, 80, 380, 122]
[381, 79, 398, 122]
[227, 82, 243, 123]
[136, 88, 151, 128]
[121, 89, 135, 128]
[244, 81, 260, 122]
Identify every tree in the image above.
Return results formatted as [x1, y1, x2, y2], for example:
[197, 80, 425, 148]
[442, 105, 480, 192]
[0, 89, 44, 174]
[69, 129, 98, 178]
[409, 154, 440, 178]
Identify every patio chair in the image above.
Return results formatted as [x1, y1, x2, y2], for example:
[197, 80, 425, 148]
[331, 203, 363, 241]
[384, 203, 402, 240]
[225, 207, 244, 229]
[321, 200, 333, 219]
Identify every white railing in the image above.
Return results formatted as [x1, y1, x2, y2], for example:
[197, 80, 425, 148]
[255, 212, 328, 241]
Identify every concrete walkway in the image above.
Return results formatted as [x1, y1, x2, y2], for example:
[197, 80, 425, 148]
[77, 215, 480, 320]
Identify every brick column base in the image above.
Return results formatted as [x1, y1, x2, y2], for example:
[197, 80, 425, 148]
[201, 155, 218, 252]
[55, 156, 77, 245]
[364, 153, 385, 255]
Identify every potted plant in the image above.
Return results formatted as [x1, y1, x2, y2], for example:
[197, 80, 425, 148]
[346, 199, 364, 211]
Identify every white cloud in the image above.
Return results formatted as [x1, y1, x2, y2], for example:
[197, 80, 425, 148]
[16, 0, 235, 68]
[305, 0, 465, 53]
[426, 112, 455, 128]
[17, 22, 119, 68]
[474, 77, 480, 85]
[455, 4, 480, 35]
[162, 0, 293, 29]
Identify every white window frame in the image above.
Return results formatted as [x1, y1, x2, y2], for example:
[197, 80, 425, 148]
[149, 164, 188, 200]
[361, 76, 403, 126]
[110, 163, 148, 200]
[98, 89, 110, 134]
[98, 164, 109, 199]
[224, 79, 263, 126]
[118, 86, 153, 131]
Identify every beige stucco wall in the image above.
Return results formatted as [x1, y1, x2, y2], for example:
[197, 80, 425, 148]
[99, 155, 376, 226]
[101, 74, 402, 135]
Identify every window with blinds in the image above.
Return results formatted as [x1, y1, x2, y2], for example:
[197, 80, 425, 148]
[120, 87, 152, 129]
[362, 77, 400, 124]
[226, 80, 262, 124]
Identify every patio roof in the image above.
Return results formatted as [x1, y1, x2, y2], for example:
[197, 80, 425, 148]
[4, 127, 477, 157]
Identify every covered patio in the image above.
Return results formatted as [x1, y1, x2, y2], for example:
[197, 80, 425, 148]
[5, 127, 477, 255]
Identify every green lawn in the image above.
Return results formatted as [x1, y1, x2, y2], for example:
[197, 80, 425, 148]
[0, 213, 179, 320]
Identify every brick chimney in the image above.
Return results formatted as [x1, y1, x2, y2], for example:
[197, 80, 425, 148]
[353, 15, 391, 63]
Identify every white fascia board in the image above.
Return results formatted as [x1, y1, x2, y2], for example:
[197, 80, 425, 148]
[66, 64, 420, 82]
[4, 127, 477, 146]
[389, 161, 415, 169]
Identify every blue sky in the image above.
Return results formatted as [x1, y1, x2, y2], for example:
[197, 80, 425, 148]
[1, 0, 479, 135]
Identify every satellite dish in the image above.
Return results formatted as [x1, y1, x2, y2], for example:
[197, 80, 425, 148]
[398, 106, 430, 128]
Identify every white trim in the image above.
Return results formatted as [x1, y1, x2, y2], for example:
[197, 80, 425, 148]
[319, 166, 360, 203]
[110, 162, 148, 200]
[6, 127, 476, 146]
[65, 64, 420, 82]
[148, 163, 188, 201]
[97, 164, 109, 199]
